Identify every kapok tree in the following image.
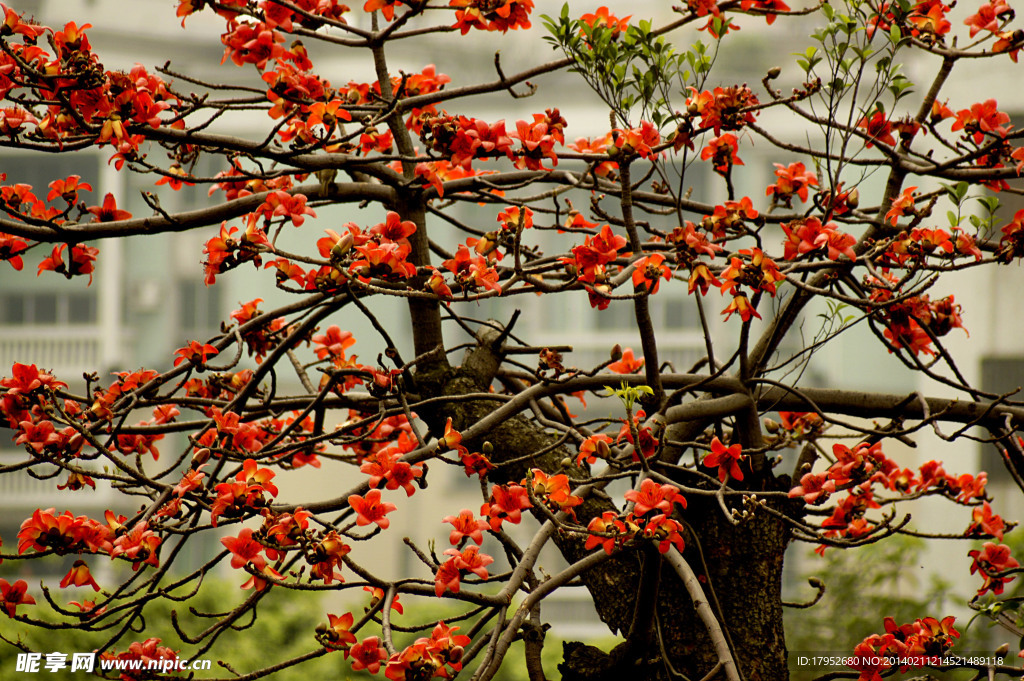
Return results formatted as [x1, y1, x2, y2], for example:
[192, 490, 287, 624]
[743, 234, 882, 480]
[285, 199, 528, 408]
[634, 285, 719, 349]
[2, 1, 1024, 680]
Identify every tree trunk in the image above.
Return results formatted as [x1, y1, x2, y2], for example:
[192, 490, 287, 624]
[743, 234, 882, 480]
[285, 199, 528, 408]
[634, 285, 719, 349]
[556, 494, 792, 681]
[420, 337, 794, 681]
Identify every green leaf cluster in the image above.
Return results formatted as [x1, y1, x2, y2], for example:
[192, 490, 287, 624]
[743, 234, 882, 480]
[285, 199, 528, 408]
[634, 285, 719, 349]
[604, 381, 654, 412]
[541, 4, 713, 128]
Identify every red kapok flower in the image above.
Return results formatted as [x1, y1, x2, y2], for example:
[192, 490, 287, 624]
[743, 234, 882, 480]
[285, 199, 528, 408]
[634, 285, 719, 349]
[704, 437, 746, 482]
[349, 489, 398, 529]
[87, 193, 132, 222]
[608, 348, 644, 374]
[0, 579, 35, 617]
[60, 560, 101, 591]
[348, 636, 387, 673]
[968, 541, 1019, 595]
[442, 509, 488, 546]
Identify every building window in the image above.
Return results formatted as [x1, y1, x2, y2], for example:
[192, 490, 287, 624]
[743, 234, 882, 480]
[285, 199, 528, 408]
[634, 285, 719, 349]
[979, 356, 1024, 477]
[0, 151, 102, 330]
[593, 296, 701, 333]
[1, 151, 101, 200]
[0, 291, 97, 326]
[594, 300, 635, 331]
[178, 280, 222, 340]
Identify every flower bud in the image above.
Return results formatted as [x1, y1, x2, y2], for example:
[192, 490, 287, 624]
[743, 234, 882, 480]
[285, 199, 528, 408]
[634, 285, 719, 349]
[332, 231, 353, 258]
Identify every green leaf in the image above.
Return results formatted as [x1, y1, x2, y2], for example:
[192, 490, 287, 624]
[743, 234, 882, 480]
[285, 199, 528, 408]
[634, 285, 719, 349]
[978, 196, 1002, 213]
[889, 23, 902, 45]
[940, 181, 969, 204]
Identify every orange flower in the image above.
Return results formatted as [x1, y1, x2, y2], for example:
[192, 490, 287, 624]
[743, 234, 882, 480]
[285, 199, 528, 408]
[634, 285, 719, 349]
[700, 133, 743, 173]
[965, 0, 1012, 36]
[110, 522, 162, 571]
[765, 162, 818, 207]
[0, 579, 35, 617]
[348, 636, 387, 673]
[173, 340, 220, 368]
[442, 509, 488, 545]
[369, 211, 417, 243]
[968, 542, 1019, 595]
[435, 546, 494, 596]
[568, 135, 618, 177]
[253, 190, 316, 227]
[68, 599, 106, 619]
[450, 0, 534, 33]
[0, 233, 27, 271]
[480, 483, 532, 531]
[704, 437, 745, 482]
[38, 243, 100, 285]
[631, 253, 672, 294]
[527, 469, 583, 514]
[173, 467, 206, 497]
[220, 528, 267, 571]
[60, 560, 100, 591]
[350, 241, 417, 281]
[951, 99, 1012, 144]
[364, 0, 402, 21]
[966, 502, 1006, 541]
[312, 325, 356, 361]
[907, 1, 951, 37]
[348, 489, 398, 529]
[624, 479, 687, 516]
[237, 458, 279, 497]
[46, 175, 93, 203]
[740, 0, 791, 24]
[57, 471, 96, 491]
[512, 117, 559, 170]
[585, 512, 626, 554]
[580, 6, 631, 36]
[577, 433, 613, 465]
[688, 86, 759, 134]
[1, 6, 45, 38]
[324, 612, 357, 649]
[425, 267, 453, 299]
[781, 218, 855, 262]
[439, 417, 463, 451]
[857, 111, 896, 148]
[154, 164, 194, 191]
[613, 121, 661, 159]
[642, 514, 687, 554]
[241, 563, 285, 591]
[608, 348, 644, 374]
[788, 472, 832, 504]
[87, 193, 132, 222]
